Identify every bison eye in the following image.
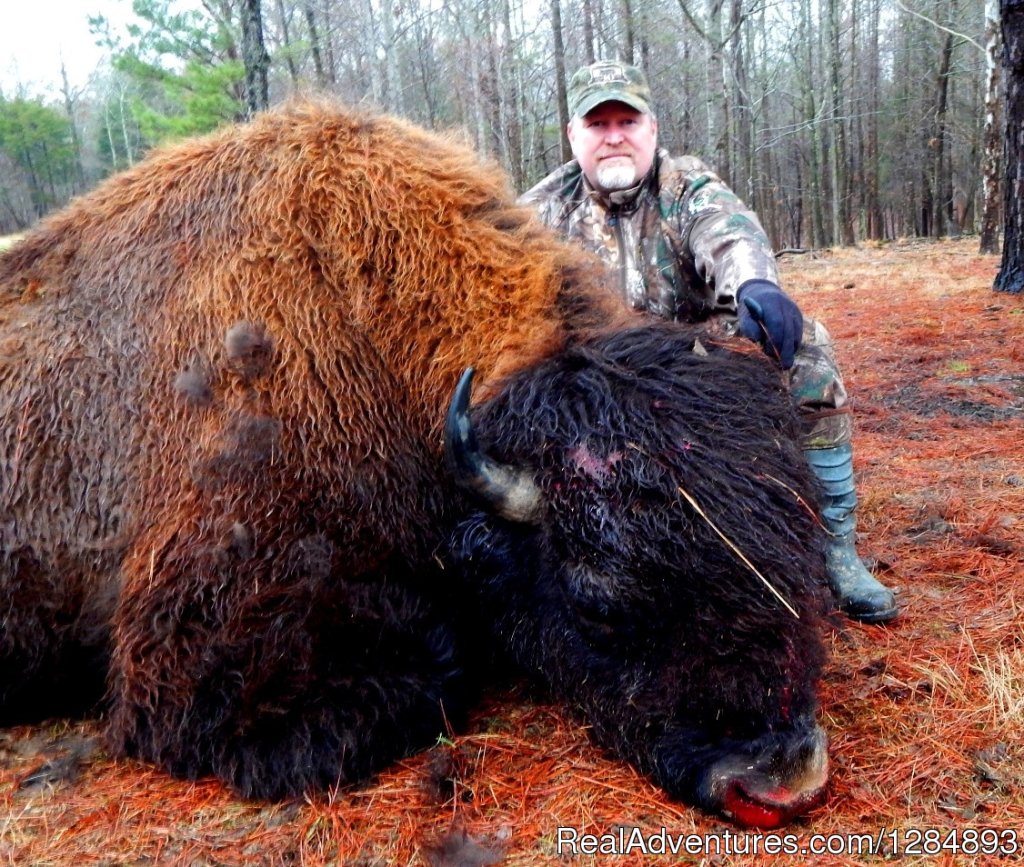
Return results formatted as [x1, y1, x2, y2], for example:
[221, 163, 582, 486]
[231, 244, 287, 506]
[572, 597, 619, 647]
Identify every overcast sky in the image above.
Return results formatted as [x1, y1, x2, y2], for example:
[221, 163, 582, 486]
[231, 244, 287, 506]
[0, 1, 132, 97]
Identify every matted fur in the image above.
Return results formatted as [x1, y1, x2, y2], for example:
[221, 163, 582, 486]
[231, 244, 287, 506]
[452, 323, 831, 817]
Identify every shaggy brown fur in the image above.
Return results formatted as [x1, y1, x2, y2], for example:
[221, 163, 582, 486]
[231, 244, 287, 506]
[0, 104, 829, 825]
[0, 102, 624, 794]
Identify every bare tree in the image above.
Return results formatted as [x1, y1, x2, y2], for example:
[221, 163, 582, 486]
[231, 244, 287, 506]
[995, 0, 1023, 292]
[863, 0, 884, 239]
[675, 0, 730, 173]
[799, 0, 827, 247]
[305, 2, 330, 87]
[550, 0, 572, 162]
[929, 21, 955, 237]
[240, 0, 271, 116]
[826, 0, 853, 244]
[980, 0, 1003, 252]
[273, 0, 300, 87]
[58, 62, 86, 191]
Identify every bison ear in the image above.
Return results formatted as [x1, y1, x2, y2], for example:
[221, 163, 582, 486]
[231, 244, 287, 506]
[445, 368, 543, 523]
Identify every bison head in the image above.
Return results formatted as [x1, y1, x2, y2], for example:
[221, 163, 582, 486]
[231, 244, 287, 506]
[446, 323, 831, 828]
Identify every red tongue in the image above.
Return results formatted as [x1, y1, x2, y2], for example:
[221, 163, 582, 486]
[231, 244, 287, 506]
[723, 784, 794, 829]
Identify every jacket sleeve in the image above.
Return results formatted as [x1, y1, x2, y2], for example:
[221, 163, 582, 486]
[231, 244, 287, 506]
[518, 182, 558, 227]
[668, 158, 781, 311]
[518, 163, 575, 229]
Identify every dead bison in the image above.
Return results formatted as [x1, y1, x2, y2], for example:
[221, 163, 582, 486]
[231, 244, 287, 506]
[0, 102, 830, 828]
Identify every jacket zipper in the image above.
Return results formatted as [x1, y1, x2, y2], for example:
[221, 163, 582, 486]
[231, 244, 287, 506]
[607, 211, 630, 302]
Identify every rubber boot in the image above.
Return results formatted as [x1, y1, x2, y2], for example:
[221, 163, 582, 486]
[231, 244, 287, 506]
[804, 444, 898, 623]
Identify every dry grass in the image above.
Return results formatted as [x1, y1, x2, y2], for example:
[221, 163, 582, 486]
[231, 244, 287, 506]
[0, 235, 23, 251]
[2, 238, 1022, 865]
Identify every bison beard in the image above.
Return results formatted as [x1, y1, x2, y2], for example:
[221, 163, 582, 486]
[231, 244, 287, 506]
[0, 102, 829, 828]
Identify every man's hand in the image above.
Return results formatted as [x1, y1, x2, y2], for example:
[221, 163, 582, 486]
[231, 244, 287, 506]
[736, 280, 803, 369]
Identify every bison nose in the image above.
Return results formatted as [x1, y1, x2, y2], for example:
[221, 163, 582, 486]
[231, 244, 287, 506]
[703, 725, 829, 829]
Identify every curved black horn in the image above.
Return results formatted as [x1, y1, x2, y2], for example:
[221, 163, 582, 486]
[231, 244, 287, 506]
[445, 367, 542, 522]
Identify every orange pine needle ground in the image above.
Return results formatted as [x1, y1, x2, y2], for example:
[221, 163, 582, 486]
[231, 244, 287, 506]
[2, 238, 1022, 865]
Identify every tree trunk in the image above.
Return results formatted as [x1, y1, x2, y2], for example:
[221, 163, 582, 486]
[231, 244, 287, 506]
[995, 0, 1024, 293]
[800, 0, 825, 247]
[930, 25, 955, 238]
[58, 62, 86, 191]
[240, 0, 271, 117]
[730, 0, 752, 200]
[104, 104, 121, 171]
[637, 0, 650, 71]
[826, 0, 852, 245]
[849, 0, 862, 238]
[705, 0, 728, 175]
[466, 15, 487, 152]
[304, 2, 328, 88]
[410, 13, 439, 127]
[362, 0, 384, 105]
[500, 0, 525, 189]
[864, 0, 883, 239]
[274, 0, 300, 86]
[981, 0, 1003, 253]
[550, 0, 572, 163]
[381, 0, 404, 113]
[119, 86, 135, 167]
[581, 0, 596, 64]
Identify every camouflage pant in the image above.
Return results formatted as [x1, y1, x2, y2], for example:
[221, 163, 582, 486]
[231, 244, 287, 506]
[716, 314, 852, 451]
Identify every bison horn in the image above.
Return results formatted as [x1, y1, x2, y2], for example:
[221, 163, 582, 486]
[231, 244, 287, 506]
[445, 368, 543, 523]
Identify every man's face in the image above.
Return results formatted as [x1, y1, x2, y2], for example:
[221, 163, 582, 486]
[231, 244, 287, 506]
[567, 101, 658, 194]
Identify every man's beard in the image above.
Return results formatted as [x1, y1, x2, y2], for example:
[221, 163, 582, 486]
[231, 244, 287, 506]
[595, 163, 637, 191]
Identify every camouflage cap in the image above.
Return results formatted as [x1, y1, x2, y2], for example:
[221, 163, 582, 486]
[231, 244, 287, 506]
[567, 61, 653, 119]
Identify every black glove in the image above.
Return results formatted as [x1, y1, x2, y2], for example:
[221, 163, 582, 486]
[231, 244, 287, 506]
[736, 280, 803, 369]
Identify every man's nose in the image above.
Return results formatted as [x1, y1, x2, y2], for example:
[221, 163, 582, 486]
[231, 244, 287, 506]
[604, 125, 625, 143]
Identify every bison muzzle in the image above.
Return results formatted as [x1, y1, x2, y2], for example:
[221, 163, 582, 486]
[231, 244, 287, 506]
[0, 102, 830, 828]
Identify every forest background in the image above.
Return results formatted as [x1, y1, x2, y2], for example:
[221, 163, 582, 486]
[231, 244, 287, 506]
[0, 0, 1010, 254]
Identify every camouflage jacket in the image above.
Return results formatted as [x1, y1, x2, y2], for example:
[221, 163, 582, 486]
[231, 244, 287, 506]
[519, 150, 780, 322]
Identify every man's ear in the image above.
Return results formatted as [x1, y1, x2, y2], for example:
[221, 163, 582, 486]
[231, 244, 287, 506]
[565, 119, 581, 156]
